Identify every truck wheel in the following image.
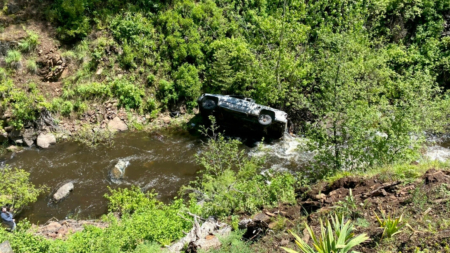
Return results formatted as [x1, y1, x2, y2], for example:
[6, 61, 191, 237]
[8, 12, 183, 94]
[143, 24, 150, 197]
[258, 112, 273, 126]
[202, 99, 216, 111]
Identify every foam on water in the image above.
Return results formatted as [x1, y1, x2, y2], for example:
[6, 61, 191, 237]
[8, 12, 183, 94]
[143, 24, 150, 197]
[249, 134, 315, 171]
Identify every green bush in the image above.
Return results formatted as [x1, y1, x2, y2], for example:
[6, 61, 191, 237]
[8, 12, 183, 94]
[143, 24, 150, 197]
[0, 165, 48, 212]
[26, 60, 37, 73]
[5, 50, 22, 68]
[183, 118, 296, 217]
[174, 63, 201, 109]
[158, 79, 178, 108]
[19, 31, 40, 52]
[61, 101, 74, 116]
[75, 82, 112, 99]
[111, 78, 144, 110]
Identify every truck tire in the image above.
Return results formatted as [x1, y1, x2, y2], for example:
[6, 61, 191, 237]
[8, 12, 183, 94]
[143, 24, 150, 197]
[258, 112, 273, 126]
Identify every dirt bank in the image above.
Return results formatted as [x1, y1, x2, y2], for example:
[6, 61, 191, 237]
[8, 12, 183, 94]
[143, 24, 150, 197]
[247, 168, 450, 253]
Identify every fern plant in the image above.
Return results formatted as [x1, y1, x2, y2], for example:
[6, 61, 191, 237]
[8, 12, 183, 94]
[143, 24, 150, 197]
[282, 215, 369, 253]
[374, 212, 405, 239]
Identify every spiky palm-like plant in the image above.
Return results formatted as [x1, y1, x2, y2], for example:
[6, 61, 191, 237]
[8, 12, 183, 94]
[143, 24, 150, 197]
[282, 215, 369, 253]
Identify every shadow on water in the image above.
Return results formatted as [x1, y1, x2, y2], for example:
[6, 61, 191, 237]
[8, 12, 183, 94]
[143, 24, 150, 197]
[1, 116, 310, 224]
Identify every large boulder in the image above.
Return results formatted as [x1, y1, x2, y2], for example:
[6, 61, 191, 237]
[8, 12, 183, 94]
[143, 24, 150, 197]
[111, 160, 129, 179]
[108, 117, 128, 132]
[37, 133, 56, 149]
[0, 240, 13, 253]
[53, 182, 74, 201]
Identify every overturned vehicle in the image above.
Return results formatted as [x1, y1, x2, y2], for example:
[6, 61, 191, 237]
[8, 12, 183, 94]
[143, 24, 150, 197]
[197, 94, 288, 139]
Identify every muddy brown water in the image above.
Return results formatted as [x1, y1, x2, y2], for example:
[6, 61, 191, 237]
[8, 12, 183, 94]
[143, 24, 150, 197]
[0, 131, 306, 224]
[1, 132, 204, 224]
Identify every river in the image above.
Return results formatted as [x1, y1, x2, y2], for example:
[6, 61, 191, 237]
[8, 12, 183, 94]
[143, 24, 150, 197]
[0, 131, 309, 224]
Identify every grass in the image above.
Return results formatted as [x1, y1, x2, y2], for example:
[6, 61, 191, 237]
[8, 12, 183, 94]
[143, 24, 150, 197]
[5, 50, 22, 67]
[325, 160, 450, 184]
[199, 230, 252, 253]
[26, 59, 37, 73]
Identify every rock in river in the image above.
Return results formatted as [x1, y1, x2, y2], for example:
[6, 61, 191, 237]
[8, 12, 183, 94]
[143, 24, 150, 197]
[37, 133, 56, 149]
[111, 159, 129, 179]
[53, 182, 74, 201]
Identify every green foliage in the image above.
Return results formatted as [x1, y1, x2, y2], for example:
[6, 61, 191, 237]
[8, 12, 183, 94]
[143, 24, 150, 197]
[26, 59, 37, 73]
[158, 79, 178, 107]
[103, 186, 199, 247]
[375, 212, 405, 239]
[74, 82, 112, 100]
[111, 78, 144, 110]
[5, 50, 22, 68]
[0, 165, 47, 211]
[174, 63, 201, 108]
[0, 78, 47, 129]
[183, 117, 296, 217]
[61, 101, 74, 116]
[19, 31, 40, 52]
[282, 215, 369, 253]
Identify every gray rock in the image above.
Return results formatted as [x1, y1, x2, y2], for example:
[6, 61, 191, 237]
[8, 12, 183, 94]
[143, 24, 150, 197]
[53, 182, 74, 201]
[111, 160, 129, 179]
[107, 117, 128, 132]
[0, 240, 13, 253]
[37, 133, 56, 149]
[22, 128, 36, 147]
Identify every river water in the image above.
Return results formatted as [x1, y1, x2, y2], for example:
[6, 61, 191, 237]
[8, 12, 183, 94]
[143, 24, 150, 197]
[0, 131, 309, 224]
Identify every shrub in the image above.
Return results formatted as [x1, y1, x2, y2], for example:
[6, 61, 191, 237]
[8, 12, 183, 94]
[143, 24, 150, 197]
[158, 79, 178, 108]
[61, 101, 74, 116]
[19, 31, 40, 52]
[5, 50, 22, 68]
[282, 215, 369, 253]
[0, 165, 48, 212]
[183, 117, 296, 217]
[174, 63, 202, 109]
[111, 78, 144, 109]
[26, 60, 37, 73]
[75, 82, 112, 99]
[103, 186, 200, 248]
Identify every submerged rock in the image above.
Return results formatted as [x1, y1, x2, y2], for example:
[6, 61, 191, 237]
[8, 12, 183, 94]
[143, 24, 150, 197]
[53, 182, 74, 201]
[107, 117, 128, 132]
[37, 133, 56, 149]
[0, 240, 13, 253]
[111, 160, 129, 179]
[6, 146, 20, 153]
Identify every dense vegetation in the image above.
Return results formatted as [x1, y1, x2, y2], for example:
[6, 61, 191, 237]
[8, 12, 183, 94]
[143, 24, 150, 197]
[1, 0, 450, 252]
[1, 0, 449, 170]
